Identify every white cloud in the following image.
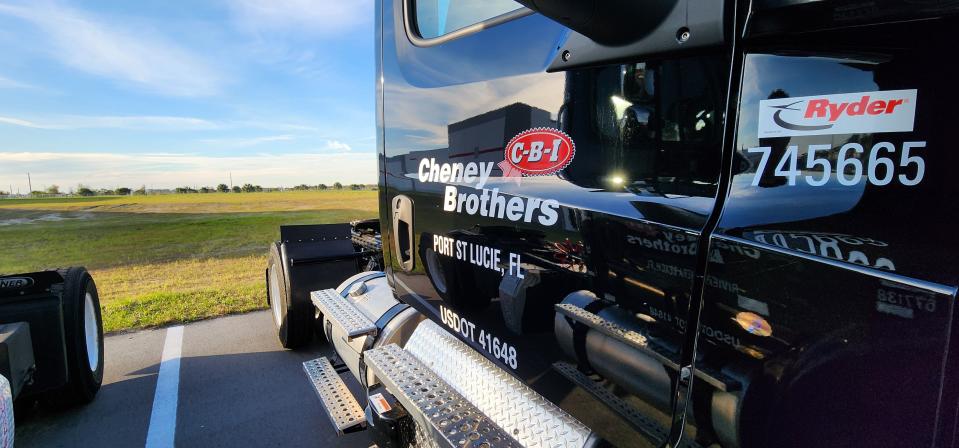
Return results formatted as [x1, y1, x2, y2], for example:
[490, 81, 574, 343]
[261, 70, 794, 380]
[0, 1, 223, 96]
[0, 116, 50, 129]
[200, 134, 295, 148]
[68, 116, 219, 130]
[0, 114, 219, 131]
[227, 0, 373, 36]
[324, 140, 351, 151]
[0, 113, 335, 133]
[0, 75, 36, 90]
[0, 151, 376, 190]
[233, 121, 320, 132]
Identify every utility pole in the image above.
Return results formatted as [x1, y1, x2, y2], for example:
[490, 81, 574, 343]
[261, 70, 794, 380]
[26, 173, 32, 194]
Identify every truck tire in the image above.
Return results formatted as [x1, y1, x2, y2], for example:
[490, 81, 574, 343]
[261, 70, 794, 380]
[57, 267, 104, 405]
[266, 242, 311, 348]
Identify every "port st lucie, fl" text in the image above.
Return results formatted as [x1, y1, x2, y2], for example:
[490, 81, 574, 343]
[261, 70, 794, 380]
[433, 235, 524, 278]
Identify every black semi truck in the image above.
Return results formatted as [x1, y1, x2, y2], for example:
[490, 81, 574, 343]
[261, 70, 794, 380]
[265, 1, 959, 447]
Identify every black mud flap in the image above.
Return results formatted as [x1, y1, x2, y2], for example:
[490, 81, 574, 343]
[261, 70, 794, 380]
[268, 223, 381, 348]
[280, 224, 363, 301]
[0, 271, 68, 397]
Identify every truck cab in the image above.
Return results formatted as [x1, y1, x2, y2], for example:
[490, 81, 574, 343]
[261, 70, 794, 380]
[271, 1, 959, 447]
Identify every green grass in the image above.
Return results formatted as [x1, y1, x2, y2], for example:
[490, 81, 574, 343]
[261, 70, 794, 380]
[95, 255, 267, 333]
[102, 283, 266, 333]
[0, 190, 378, 332]
[0, 189, 377, 214]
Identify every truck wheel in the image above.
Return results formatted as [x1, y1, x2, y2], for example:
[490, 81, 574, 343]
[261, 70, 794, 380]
[57, 267, 104, 405]
[267, 243, 311, 349]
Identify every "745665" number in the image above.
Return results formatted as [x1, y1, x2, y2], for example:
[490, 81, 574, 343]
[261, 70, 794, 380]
[747, 141, 926, 187]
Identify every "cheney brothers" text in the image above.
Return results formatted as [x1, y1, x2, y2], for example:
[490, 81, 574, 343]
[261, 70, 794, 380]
[418, 158, 560, 226]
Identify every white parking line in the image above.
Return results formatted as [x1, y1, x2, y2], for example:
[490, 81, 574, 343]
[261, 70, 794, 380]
[145, 325, 184, 448]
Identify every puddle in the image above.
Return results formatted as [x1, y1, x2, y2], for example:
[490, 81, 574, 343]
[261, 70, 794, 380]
[0, 213, 93, 226]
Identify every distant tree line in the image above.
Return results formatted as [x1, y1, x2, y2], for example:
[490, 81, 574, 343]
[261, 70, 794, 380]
[173, 184, 263, 193]
[2, 182, 376, 198]
[171, 182, 376, 193]
[290, 183, 376, 191]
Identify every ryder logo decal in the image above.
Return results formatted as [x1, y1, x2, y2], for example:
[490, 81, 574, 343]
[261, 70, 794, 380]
[758, 89, 917, 137]
[502, 127, 575, 177]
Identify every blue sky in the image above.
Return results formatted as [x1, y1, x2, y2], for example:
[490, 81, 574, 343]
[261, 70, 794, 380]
[0, 0, 376, 192]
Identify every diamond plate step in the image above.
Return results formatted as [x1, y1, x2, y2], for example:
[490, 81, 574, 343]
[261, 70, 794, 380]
[303, 357, 366, 435]
[554, 303, 738, 392]
[365, 344, 519, 448]
[403, 320, 591, 448]
[311, 288, 377, 340]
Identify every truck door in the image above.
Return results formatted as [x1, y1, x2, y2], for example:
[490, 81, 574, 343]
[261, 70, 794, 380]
[379, 1, 729, 445]
[693, 8, 959, 448]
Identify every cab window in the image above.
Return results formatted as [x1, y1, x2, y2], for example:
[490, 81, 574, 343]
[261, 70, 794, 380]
[563, 55, 727, 196]
[414, 0, 521, 39]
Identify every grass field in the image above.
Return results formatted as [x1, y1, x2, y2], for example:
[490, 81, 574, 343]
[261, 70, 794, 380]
[0, 191, 378, 332]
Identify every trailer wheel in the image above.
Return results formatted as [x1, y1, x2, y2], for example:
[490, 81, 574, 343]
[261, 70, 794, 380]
[57, 267, 104, 405]
[267, 243, 311, 348]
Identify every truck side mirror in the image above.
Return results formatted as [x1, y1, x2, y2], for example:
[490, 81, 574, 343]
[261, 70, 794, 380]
[513, 0, 726, 70]
[512, 0, 680, 46]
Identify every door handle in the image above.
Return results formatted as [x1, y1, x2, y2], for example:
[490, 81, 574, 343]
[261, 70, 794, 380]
[392, 195, 414, 272]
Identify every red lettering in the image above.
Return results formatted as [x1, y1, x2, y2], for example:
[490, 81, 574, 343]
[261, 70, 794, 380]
[886, 99, 904, 113]
[797, 95, 906, 124]
[867, 100, 886, 115]
[805, 99, 829, 118]
[828, 102, 849, 122]
[847, 96, 869, 116]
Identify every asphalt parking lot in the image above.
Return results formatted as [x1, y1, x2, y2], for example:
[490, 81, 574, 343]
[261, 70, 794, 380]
[14, 310, 374, 447]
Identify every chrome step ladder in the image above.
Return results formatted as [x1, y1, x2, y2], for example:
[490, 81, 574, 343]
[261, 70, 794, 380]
[302, 357, 366, 435]
[367, 320, 592, 448]
[366, 344, 518, 447]
[306, 285, 593, 447]
[311, 288, 377, 340]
